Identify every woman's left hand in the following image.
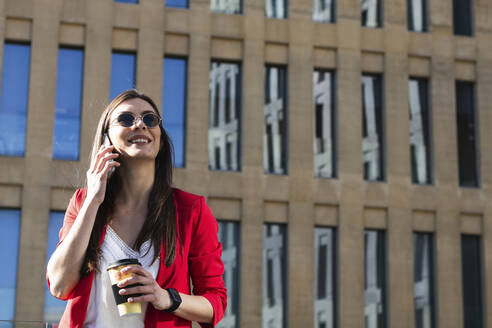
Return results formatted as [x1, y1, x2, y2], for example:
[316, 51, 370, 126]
[117, 265, 172, 311]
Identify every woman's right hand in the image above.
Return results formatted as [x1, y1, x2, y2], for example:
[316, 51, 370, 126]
[86, 145, 120, 204]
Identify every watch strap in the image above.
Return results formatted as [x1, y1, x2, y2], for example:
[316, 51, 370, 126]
[164, 288, 182, 313]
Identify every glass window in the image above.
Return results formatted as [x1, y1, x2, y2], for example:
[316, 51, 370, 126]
[266, 0, 287, 18]
[211, 0, 241, 14]
[408, 0, 428, 32]
[456, 81, 478, 187]
[362, 74, 384, 181]
[115, 0, 138, 3]
[44, 212, 66, 323]
[313, 0, 335, 22]
[364, 230, 386, 328]
[166, 0, 188, 8]
[209, 62, 241, 171]
[163, 57, 187, 168]
[314, 227, 336, 328]
[409, 78, 432, 184]
[263, 224, 286, 328]
[217, 221, 240, 328]
[413, 233, 435, 328]
[461, 235, 483, 328]
[361, 0, 382, 27]
[110, 51, 136, 100]
[264, 66, 287, 175]
[453, 0, 473, 36]
[0, 43, 31, 157]
[0, 209, 20, 323]
[313, 70, 336, 178]
[53, 47, 84, 161]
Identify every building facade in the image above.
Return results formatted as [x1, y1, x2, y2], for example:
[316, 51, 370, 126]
[0, 0, 491, 327]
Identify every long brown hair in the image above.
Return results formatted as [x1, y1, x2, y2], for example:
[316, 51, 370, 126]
[81, 89, 177, 276]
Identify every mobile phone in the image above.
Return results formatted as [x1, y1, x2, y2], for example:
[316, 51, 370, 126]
[103, 133, 116, 178]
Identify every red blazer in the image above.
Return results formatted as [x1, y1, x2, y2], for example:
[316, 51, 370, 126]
[47, 188, 227, 328]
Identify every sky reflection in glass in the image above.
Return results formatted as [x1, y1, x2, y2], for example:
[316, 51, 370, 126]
[166, 0, 188, 8]
[44, 212, 66, 323]
[0, 210, 20, 322]
[110, 52, 136, 100]
[53, 48, 84, 160]
[163, 57, 187, 168]
[0, 43, 30, 156]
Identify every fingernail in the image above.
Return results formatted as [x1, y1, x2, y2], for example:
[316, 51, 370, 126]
[119, 289, 126, 294]
[128, 298, 133, 303]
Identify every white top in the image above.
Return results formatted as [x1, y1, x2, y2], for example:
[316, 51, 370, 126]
[83, 225, 160, 328]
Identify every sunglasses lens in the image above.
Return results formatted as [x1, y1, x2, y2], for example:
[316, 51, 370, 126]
[117, 113, 135, 127]
[143, 113, 160, 128]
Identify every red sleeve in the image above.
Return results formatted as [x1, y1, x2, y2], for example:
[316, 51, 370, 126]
[46, 188, 87, 300]
[188, 196, 227, 327]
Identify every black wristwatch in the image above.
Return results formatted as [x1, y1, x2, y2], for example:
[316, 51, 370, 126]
[164, 288, 182, 313]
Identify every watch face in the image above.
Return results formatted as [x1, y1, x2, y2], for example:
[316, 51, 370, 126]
[166, 288, 182, 313]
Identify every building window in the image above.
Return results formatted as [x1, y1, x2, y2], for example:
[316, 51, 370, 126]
[413, 233, 435, 328]
[209, 62, 241, 171]
[408, 0, 428, 32]
[115, 0, 138, 3]
[264, 66, 287, 175]
[409, 78, 432, 184]
[361, 0, 382, 27]
[461, 235, 483, 328]
[211, 0, 241, 14]
[217, 221, 240, 328]
[0, 209, 20, 323]
[313, 70, 336, 178]
[453, 0, 473, 36]
[362, 74, 384, 181]
[313, 0, 335, 22]
[314, 227, 336, 328]
[266, 0, 287, 18]
[263, 224, 286, 328]
[456, 81, 478, 187]
[0, 42, 31, 157]
[110, 51, 136, 100]
[163, 57, 187, 168]
[166, 0, 188, 8]
[44, 212, 66, 324]
[364, 230, 386, 328]
[53, 47, 84, 161]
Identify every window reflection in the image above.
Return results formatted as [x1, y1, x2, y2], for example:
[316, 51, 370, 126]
[461, 235, 484, 328]
[453, 0, 473, 36]
[414, 233, 435, 328]
[217, 221, 240, 328]
[456, 81, 478, 187]
[211, 0, 241, 14]
[0, 43, 31, 157]
[263, 224, 286, 328]
[44, 212, 66, 323]
[313, 70, 336, 178]
[0, 210, 20, 323]
[166, 0, 188, 8]
[209, 62, 241, 171]
[313, 0, 335, 22]
[364, 230, 386, 328]
[110, 52, 136, 100]
[409, 79, 432, 184]
[53, 48, 84, 160]
[163, 57, 187, 168]
[361, 0, 381, 27]
[314, 228, 336, 328]
[408, 0, 427, 32]
[362, 75, 384, 181]
[266, 0, 287, 18]
[264, 66, 287, 175]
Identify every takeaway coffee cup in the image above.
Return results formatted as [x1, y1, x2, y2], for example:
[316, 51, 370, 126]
[107, 259, 143, 316]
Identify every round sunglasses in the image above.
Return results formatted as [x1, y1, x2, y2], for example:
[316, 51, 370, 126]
[112, 112, 162, 128]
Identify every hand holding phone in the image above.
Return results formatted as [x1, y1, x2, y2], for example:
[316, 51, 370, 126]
[103, 133, 116, 178]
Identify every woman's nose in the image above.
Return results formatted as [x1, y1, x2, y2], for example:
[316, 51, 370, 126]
[133, 116, 146, 129]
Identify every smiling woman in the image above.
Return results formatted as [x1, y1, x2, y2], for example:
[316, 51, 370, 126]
[46, 90, 227, 328]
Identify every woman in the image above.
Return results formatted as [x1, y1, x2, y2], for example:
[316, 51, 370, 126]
[46, 90, 227, 327]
